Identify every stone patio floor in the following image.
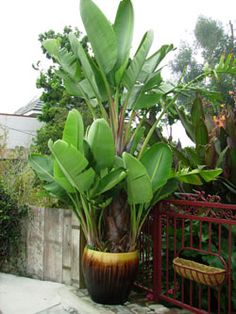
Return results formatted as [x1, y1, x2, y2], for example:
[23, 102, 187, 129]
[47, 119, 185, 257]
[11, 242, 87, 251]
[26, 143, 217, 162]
[0, 273, 192, 314]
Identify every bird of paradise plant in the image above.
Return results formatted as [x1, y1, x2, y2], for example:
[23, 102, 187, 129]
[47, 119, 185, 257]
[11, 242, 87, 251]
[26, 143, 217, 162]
[29, 0, 221, 253]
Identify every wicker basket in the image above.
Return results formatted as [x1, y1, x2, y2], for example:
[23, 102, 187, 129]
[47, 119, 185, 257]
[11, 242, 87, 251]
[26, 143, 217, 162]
[173, 257, 226, 287]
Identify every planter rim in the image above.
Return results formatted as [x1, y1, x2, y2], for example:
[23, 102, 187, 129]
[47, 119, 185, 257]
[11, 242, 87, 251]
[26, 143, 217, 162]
[84, 246, 139, 262]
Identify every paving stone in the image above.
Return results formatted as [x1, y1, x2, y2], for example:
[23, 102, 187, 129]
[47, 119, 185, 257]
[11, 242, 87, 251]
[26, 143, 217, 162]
[148, 304, 170, 313]
[37, 304, 79, 314]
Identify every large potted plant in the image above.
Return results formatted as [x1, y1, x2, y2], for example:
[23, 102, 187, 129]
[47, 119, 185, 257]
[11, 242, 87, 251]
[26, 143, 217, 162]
[29, 0, 221, 305]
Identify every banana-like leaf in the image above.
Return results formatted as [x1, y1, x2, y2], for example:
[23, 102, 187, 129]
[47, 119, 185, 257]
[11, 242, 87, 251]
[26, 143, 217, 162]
[95, 168, 126, 195]
[59, 48, 81, 80]
[63, 109, 84, 153]
[28, 154, 54, 182]
[123, 152, 153, 204]
[87, 119, 115, 170]
[63, 76, 96, 100]
[42, 38, 61, 58]
[48, 139, 91, 193]
[54, 159, 95, 194]
[142, 71, 162, 91]
[177, 170, 203, 185]
[191, 96, 205, 126]
[138, 44, 174, 82]
[199, 168, 222, 182]
[80, 0, 117, 74]
[129, 126, 146, 155]
[132, 93, 162, 110]
[75, 168, 95, 192]
[152, 178, 179, 204]
[69, 33, 102, 101]
[114, 156, 124, 169]
[195, 118, 209, 146]
[89, 58, 108, 101]
[123, 31, 154, 90]
[141, 143, 172, 192]
[63, 76, 82, 97]
[44, 41, 82, 81]
[176, 108, 195, 142]
[176, 167, 221, 185]
[54, 161, 75, 193]
[44, 181, 70, 200]
[113, 0, 134, 70]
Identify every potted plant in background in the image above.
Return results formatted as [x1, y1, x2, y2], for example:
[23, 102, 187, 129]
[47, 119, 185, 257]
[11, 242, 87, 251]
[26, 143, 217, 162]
[29, 0, 221, 305]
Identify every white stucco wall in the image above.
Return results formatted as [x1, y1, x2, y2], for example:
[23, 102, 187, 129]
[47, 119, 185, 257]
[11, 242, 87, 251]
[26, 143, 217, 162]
[0, 113, 43, 149]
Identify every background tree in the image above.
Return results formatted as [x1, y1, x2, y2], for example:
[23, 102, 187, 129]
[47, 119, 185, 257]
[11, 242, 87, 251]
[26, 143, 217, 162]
[33, 26, 92, 154]
[170, 16, 236, 110]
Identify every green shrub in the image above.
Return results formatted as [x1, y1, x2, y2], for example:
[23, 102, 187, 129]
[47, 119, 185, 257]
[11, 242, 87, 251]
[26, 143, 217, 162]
[0, 181, 28, 270]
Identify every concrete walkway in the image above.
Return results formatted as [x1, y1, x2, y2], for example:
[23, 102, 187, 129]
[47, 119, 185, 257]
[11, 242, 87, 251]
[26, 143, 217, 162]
[0, 273, 191, 314]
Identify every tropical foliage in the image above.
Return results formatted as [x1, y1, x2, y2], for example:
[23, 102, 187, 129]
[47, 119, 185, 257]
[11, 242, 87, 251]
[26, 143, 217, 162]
[174, 90, 236, 203]
[29, 0, 222, 252]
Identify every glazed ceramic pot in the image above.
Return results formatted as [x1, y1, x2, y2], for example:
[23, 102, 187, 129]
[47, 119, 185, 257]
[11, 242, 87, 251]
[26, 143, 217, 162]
[82, 247, 139, 305]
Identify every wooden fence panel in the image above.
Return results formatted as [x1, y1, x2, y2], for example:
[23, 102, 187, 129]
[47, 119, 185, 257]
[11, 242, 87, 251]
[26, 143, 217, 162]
[27, 206, 45, 279]
[26, 207, 84, 287]
[62, 210, 72, 285]
[71, 212, 81, 287]
[43, 208, 63, 282]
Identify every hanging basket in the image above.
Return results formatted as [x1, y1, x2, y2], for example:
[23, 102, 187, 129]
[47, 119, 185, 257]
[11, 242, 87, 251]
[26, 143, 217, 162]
[173, 257, 226, 287]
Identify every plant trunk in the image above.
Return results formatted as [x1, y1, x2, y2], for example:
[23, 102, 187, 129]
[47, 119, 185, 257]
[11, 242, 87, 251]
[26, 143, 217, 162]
[104, 191, 130, 252]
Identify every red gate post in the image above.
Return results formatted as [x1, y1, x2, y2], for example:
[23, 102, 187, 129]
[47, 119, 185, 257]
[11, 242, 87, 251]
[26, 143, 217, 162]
[153, 203, 162, 301]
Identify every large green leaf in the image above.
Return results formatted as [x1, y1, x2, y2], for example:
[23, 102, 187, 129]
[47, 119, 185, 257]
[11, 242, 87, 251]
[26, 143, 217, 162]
[176, 108, 195, 142]
[138, 44, 174, 82]
[177, 167, 222, 185]
[44, 40, 82, 81]
[48, 139, 90, 193]
[177, 169, 203, 185]
[95, 168, 126, 195]
[80, 0, 117, 74]
[123, 152, 153, 204]
[75, 168, 95, 192]
[191, 96, 205, 126]
[199, 168, 222, 182]
[142, 71, 162, 91]
[129, 126, 146, 155]
[123, 31, 153, 90]
[152, 178, 179, 204]
[69, 33, 102, 101]
[54, 161, 75, 193]
[141, 143, 172, 192]
[113, 0, 134, 70]
[87, 119, 115, 170]
[44, 181, 69, 200]
[195, 118, 209, 146]
[63, 76, 96, 100]
[42, 38, 61, 58]
[29, 154, 54, 182]
[132, 93, 162, 110]
[62, 109, 84, 153]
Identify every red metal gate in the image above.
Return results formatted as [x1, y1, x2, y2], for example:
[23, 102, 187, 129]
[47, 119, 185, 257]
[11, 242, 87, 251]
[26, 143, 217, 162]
[136, 197, 236, 314]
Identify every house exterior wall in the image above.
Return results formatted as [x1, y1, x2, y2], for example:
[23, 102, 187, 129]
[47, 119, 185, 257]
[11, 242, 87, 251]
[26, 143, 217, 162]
[0, 113, 42, 149]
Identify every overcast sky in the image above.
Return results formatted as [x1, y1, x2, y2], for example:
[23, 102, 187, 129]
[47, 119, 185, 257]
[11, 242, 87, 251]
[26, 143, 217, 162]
[0, 0, 235, 114]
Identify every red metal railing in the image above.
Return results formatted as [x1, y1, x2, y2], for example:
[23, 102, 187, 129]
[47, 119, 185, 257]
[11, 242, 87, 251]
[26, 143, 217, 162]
[136, 198, 236, 313]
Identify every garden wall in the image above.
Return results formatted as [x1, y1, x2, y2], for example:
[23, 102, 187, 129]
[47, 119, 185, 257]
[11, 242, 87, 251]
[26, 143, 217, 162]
[26, 206, 84, 287]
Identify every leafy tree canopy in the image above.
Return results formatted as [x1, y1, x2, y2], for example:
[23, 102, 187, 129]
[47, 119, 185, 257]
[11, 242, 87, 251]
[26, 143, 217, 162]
[170, 16, 236, 110]
[33, 26, 92, 154]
